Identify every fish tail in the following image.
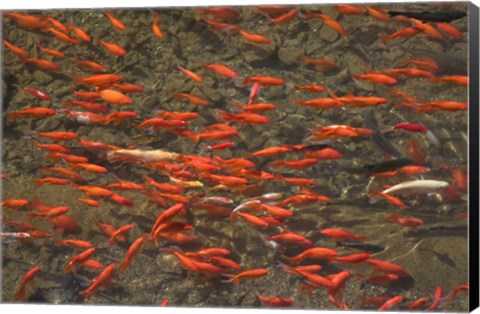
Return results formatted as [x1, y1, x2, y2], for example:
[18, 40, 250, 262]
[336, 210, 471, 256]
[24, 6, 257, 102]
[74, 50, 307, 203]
[220, 274, 237, 284]
[282, 255, 298, 264]
[385, 213, 400, 223]
[232, 76, 245, 87]
[117, 260, 129, 273]
[269, 161, 283, 169]
[379, 35, 391, 42]
[13, 285, 26, 301]
[356, 236, 368, 242]
[294, 96, 305, 106]
[79, 289, 93, 299]
[7, 113, 19, 122]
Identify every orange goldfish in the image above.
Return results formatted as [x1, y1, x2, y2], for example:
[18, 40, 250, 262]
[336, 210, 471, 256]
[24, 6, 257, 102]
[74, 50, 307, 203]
[105, 11, 125, 30]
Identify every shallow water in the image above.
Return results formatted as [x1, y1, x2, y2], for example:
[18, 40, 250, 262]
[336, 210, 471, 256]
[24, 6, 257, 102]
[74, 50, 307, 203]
[1, 2, 469, 311]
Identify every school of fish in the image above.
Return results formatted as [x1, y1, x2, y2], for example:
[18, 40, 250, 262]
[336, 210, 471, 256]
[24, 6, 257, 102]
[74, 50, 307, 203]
[1, 2, 470, 310]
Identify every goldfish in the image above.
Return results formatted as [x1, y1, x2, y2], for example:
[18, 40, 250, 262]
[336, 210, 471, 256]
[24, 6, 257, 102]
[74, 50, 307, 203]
[112, 83, 144, 93]
[74, 185, 114, 198]
[369, 192, 405, 207]
[269, 9, 298, 24]
[13, 266, 40, 301]
[392, 123, 429, 132]
[216, 111, 270, 124]
[105, 11, 125, 30]
[435, 22, 463, 39]
[96, 39, 127, 56]
[118, 237, 144, 272]
[243, 75, 284, 87]
[442, 284, 469, 308]
[46, 17, 68, 32]
[74, 55, 107, 73]
[430, 75, 468, 86]
[48, 152, 88, 163]
[75, 73, 123, 88]
[222, 269, 269, 284]
[1, 199, 30, 210]
[385, 213, 424, 227]
[23, 58, 60, 72]
[152, 12, 164, 39]
[33, 177, 70, 187]
[56, 239, 93, 249]
[239, 29, 271, 44]
[70, 163, 108, 174]
[333, 253, 370, 264]
[80, 263, 116, 299]
[202, 20, 240, 34]
[48, 27, 81, 44]
[407, 297, 431, 309]
[295, 96, 343, 109]
[256, 292, 293, 307]
[336, 94, 387, 108]
[320, 228, 367, 244]
[197, 7, 240, 20]
[108, 224, 133, 245]
[352, 73, 397, 85]
[385, 68, 433, 78]
[378, 296, 403, 311]
[27, 206, 69, 221]
[267, 232, 314, 248]
[99, 89, 133, 105]
[68, 24, 91, 42]
[178, 65, 203, 83]
[276, 175, 316, 186]
[270, 158, 318, 170]
[335, 4, 364, 15]
[298, 55, 337, 70]
[173, 92, 209, 106]
[64, 248, 96, 273]
[366, 259, 410, 277]
[231, 212, 268, 227]
[203, 63, 239, 79]
[2, 39, 29, 57]
[7, 107, 56, 122]
[4, 12, 49, 30]
[283, 247, 338, 264]
[37, 41, 65, 58]
[305, 12, 347, 36]
[364, 6, 391, 22]
[294, 84, 326, 93]
[63, 101, 109, 114]
[410, 18, 443, 39]
[296, 270, 335, 289]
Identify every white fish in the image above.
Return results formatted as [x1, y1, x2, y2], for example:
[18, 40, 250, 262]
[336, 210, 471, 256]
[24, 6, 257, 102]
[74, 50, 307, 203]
[382, 180, 449, 195]
[106, 149, 179, 163]
[1, 232, 31, 243]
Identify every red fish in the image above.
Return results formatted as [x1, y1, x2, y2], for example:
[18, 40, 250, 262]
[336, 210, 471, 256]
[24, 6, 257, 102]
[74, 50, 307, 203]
[152, 12, 164, 39]
[222, 269, 268, 284]
[3, 39, 29, 57]
[256, 292, 293, 307]
[8, 107, 55, 122]
[118, 237, 144, 272]
[105, 11, 125, 30]
[80, 263, 116, 299]
[96, 38, 127, 56]
[13, 266, 40, 301]
[320, 228, 367, 244]
[23, 58, 60, 72]
[378, 296, 403, 311]
[178, 65, 203, 83]
[243, 75, 284, 86]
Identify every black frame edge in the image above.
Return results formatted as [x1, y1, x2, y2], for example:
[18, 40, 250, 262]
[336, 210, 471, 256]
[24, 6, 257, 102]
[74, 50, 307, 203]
[469, 1, 480, 312]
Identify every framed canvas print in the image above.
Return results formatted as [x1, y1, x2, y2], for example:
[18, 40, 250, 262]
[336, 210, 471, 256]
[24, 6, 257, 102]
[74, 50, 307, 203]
[1, 0, 478, 312]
